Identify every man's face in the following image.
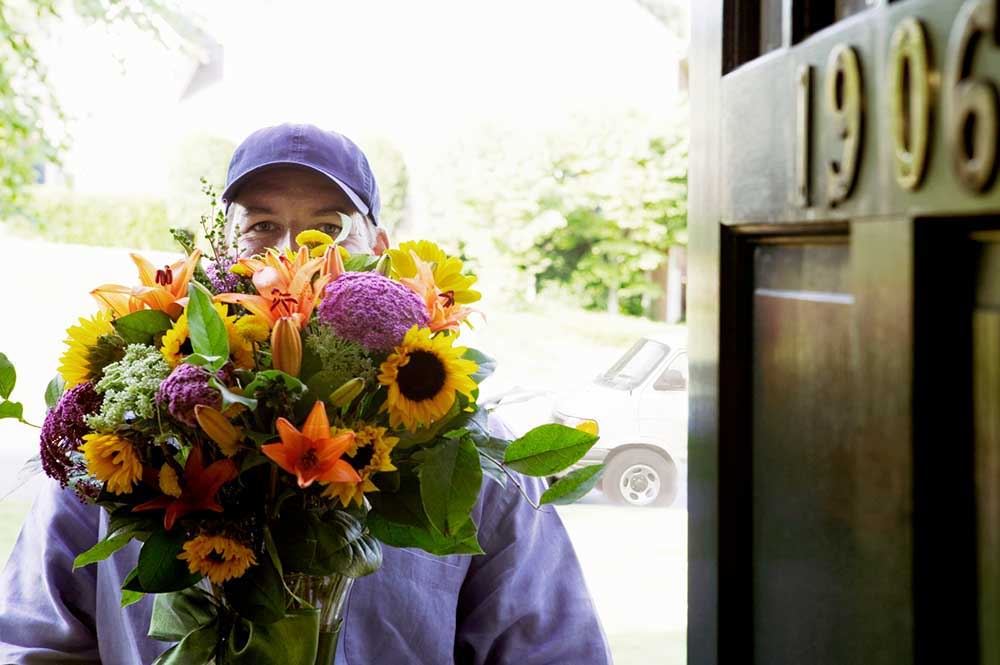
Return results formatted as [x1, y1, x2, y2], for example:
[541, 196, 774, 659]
[227, 166, 378, 257]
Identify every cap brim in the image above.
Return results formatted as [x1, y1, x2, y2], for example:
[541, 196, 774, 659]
[222, 160, 370, 218]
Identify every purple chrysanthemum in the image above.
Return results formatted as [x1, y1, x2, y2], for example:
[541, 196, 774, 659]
[318, 272, 430, 351]
[40, 382, 103, 500]
[206, 254, 243, 294]
[156, 364, 221, 427]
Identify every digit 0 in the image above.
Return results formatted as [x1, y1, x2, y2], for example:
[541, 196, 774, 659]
[888, 18, 933, 191]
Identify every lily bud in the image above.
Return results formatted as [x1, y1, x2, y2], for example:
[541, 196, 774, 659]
[271, 316, 302, 376]
[329, 378, 365, 407]
[194, 405, 242, 456]
[375, 253, 392, 277]
[322, 244, 346, 281]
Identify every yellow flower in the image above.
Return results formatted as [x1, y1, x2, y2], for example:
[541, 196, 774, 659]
[323, 423, 399, 507]
[178, 534, 257, 584]
[80, 432, 142, 495]
[194, 405, 243, 457]
[159, 464, 182, 497]
[161, 303, 253, 369]
[294, 229, 336, 257]
[378, 326, 479, 431]
[233, 315, 270, 344]
[388, 240, 481, 305]
[58, 311, 117, 387]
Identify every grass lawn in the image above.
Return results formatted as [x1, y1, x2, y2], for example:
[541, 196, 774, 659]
[0, 500, 31, 568]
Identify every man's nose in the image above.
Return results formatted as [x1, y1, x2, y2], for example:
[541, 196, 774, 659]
[275, 231, 298, 253]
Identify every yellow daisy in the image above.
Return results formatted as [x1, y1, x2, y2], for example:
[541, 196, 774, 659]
[161, 303, 254, 369]
[378, 326, 479, 431]
[178, 534, 257, 584]
[58, 311, 117, 387]
[323, 423, 399, 507]
[80, 432, 143, 495]
[233, 314, 270, 345]
[388, 240, 481, 305]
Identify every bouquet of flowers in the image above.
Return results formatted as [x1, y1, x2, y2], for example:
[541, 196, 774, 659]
[0, 211, 604, 664]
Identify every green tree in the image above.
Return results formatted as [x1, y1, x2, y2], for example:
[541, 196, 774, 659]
[0, 0, 194, 215]
[421, 109, 688, 317]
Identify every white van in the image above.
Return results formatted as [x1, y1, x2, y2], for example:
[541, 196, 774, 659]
[550, 337, 688, 507]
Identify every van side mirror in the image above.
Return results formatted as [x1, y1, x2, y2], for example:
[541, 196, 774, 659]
[655, 368, 687, 391]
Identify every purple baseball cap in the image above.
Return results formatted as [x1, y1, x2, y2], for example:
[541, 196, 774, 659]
[222, 123, 381, 224]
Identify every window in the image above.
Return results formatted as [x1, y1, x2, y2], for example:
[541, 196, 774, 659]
[654, 353, 689, 391]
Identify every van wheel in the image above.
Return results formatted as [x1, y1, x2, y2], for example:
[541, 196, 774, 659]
[603, 449, 677, 507]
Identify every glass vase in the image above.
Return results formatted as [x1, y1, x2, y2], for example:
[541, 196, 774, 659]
[285, 572, 355, 664]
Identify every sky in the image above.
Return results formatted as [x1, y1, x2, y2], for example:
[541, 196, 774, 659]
[38, 0, 685, 195]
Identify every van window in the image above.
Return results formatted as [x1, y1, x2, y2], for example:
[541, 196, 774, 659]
[654, 353, 689, 391]
[597, 339, 671, 390]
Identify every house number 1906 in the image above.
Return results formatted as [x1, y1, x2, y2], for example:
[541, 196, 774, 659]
[796, 0, 1000, 206]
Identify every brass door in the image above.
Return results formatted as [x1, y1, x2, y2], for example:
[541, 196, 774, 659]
[689, 1, 1000, 663]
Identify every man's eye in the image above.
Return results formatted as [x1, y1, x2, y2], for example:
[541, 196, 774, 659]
[316, 223, 343, 236]
[248, 221, 277, 233]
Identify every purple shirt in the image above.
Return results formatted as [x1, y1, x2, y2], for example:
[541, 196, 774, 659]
[0, 471, 611, 664]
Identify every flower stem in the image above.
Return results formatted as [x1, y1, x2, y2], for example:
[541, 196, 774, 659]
[478, 451, 540, 511]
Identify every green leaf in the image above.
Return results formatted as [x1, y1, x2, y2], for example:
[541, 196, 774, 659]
[343, 253, 379, 272]
[416, 437, 482, 537]
[395, 400, 462, 449]
[463, 348, 496, 385]
[121, 589, 145, 608]
[0, 353, 16, 399]
[367, 477, 430, 529]
[148, 585, 218, 642]
[224, 555, 285, 624]
[208, 376, 258, 410]
[0, 401, 24, 420]
[503, 423, 599, 477]
[186, 281, 229, 372]
[504, 423, 598, 477]
[244, 370, 307, 398]
[112, 309, 173, 345]
[367, 512, 483, 556]
[183, 353, 223, 368]
[539, 464, 605, 505]
[44, 374, 65, 409]
[137, 529, 203, 593]
[272, 508, 383, 578]
[477, 437, 509, 487]
[74, 533, 133, 570]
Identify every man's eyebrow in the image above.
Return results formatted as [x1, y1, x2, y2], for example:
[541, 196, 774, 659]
[243, 205, 275, 215]
[311, 206, 349, 217]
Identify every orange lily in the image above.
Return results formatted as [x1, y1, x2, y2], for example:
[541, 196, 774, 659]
[216, 247, 329, 329]
[92, 250, 202, 320]
[133, 446, 237, 530]
[261, 401, 360, 489]
[400, 254, 479, 333]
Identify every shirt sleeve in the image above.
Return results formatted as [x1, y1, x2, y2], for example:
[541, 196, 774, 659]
[453, 417, 613, 665]
[0, 480, 102, 664]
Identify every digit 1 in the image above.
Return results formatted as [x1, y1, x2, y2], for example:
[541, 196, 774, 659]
[796, 64, 813, 207]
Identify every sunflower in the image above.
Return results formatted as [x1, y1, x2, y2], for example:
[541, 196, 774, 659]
[323, 423, 399, 507]
[378, 326, 478, 431]
[80, 432, 142, 495]
[388, 240, 482, 306]
[161, 303, 253, 369]
[178, 534, 257, 584]
[58, 311, 121, 387]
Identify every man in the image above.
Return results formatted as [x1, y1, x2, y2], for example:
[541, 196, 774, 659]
[0, 124, 612, 664]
